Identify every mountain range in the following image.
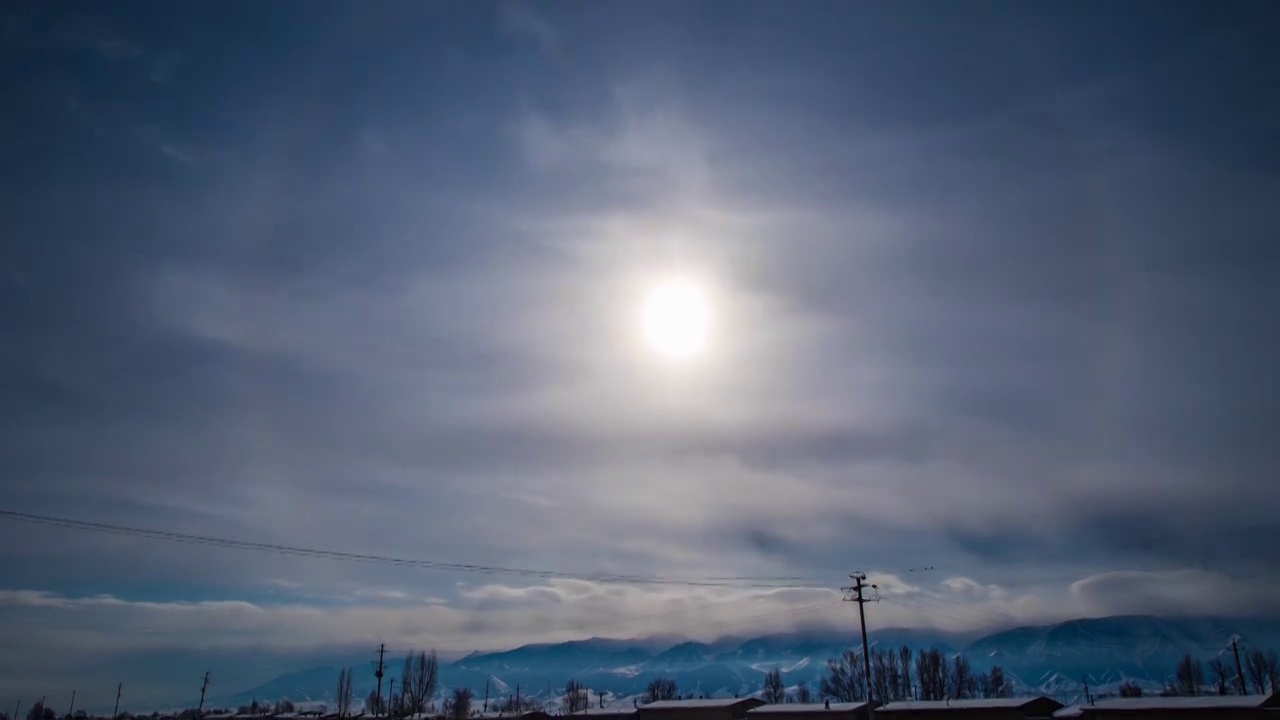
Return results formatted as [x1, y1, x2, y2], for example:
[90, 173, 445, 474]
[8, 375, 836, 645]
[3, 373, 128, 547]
[216, 615, 1280, 711]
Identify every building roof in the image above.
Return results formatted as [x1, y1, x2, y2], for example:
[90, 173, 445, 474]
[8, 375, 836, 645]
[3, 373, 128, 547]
[748, 703, 868, 715]
[641, 699, 766, 711]
[878, 697, 1063, 713]
[1052, 705, 1084, 718]
[568, 709, 638, 716]
[1084, 694, 1279, 711]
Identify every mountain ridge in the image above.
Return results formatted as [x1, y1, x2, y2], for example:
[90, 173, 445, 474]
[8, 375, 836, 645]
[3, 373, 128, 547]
[217, 614, 1280, 711]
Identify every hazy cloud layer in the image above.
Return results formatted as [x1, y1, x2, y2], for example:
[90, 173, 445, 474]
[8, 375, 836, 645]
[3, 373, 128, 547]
[2, 0, 1279, 705]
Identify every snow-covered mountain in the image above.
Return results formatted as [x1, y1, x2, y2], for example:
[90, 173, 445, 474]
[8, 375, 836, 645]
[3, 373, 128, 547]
[218, 616, 1280, 710]
[967, 615, 1280, 698]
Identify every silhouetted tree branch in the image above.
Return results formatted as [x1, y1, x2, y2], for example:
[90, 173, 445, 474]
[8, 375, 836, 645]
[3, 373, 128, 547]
[762, 668, 786, 704]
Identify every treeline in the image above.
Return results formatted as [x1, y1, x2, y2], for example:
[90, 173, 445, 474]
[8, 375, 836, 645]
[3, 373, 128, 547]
[637, 646, 1012, 706]
[819, 646, 1011, 702]
[235, 702, 295, 716]
[1163, 648, 1279, 697]
[9, 707, 241, 720]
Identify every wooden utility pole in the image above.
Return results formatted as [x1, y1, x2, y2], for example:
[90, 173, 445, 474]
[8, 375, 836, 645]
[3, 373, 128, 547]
[197, 672, 210, 717]
[483, 678, 489, 713]
[113, 684, 122, 720]
[67, 690, 76, 719]
[373, 644, 387, 717]
[843, 572, 878, 703]
[1233, 639, 1248, 694]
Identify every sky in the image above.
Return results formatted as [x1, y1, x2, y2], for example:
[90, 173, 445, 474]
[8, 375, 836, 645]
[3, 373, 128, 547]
[2, 0, 1280, 709]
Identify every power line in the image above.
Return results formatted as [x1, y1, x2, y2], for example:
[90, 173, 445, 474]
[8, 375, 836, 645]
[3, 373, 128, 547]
[0, 510, 826, 589]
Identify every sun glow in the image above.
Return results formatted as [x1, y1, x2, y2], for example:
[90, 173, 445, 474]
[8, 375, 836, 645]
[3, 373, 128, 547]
[641, 278, 710, 360]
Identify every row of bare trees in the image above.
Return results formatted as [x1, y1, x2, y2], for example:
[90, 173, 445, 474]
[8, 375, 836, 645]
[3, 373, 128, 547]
[339, 650, 441, 718]
[820, 646, 1011, 702]
[334, 668, 355, 717]
[761, 674, 817, 704]
[236, 700, 296, 716]
[561, 679, 590, 714]
[642, 677, 678, 704]
[1169, 648, 1279, 696]
[441, 688, 473, 719]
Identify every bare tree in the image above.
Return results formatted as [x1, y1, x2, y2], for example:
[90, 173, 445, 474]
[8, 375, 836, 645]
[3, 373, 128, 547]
[1173, 654, 1204, 696]
[1206, 657, 1231, 696]
[821, 651, 867, 702]
[898, 646, 914, 700]
[1242, 647, 1279, 694]
[793, 682, 813, 704]
[335, 668, 355, 717]
[401, 651, 440, 715]
[366, 690, 385, 716]
[1118, 682, 1143, 698]
[644, 678, 678, 704]
[273, 701, 296, 714]
[974, 672, 992, 700]
[947, 655, 974, 699]
[914, 648, 947, 701]
[563, 679, 590, 714]
[443, 688, 472, 720]
[989, 667, 1011, 698]
[762, 668, 786, 704]
[497, 687, 539, 715]
[881, 648, 902, 702]
[870, 648, 892, 703]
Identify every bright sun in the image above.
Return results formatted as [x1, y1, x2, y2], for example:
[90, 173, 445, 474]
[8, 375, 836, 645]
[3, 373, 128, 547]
[641, 278, 710, 360]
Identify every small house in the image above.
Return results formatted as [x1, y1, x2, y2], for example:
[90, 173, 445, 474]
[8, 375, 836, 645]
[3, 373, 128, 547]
[747, 701, 872, 720]
[637, 698, 767, 720]
[875, 697, 1064, 720]
[568, 708, 637, 720]
[1069, 693, 1280, 719]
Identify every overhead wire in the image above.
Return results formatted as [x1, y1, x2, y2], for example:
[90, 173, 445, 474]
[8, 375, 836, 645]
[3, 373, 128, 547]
[0, 509, 827, 589]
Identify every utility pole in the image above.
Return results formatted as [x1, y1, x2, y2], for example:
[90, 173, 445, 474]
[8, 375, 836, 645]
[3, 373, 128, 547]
[1232, 639, 1248, 694]
[483, 678, 490, 713]
[197, 672, 211, 717]
[68, 690, 76, 719]
[842, 572, 878, 704]
[1081, 677, 1092, 705]
[515, 684, 521, 712]
[13, 699, 21, 720]
[113, 685, 122, 720]
[373, 644, 387, 717]
[388, 679, 396, 716]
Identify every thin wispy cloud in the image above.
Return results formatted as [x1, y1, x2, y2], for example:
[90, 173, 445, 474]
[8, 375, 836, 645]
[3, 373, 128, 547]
[2, 0, 1278, 706]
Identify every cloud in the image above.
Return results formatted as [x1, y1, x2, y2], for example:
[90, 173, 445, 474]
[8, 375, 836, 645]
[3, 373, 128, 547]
[498, 2, 557, 57]
[1071, 570, 1280, 618]
[0, 571, 1083, 661]
[4, 0, 1280, 705]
